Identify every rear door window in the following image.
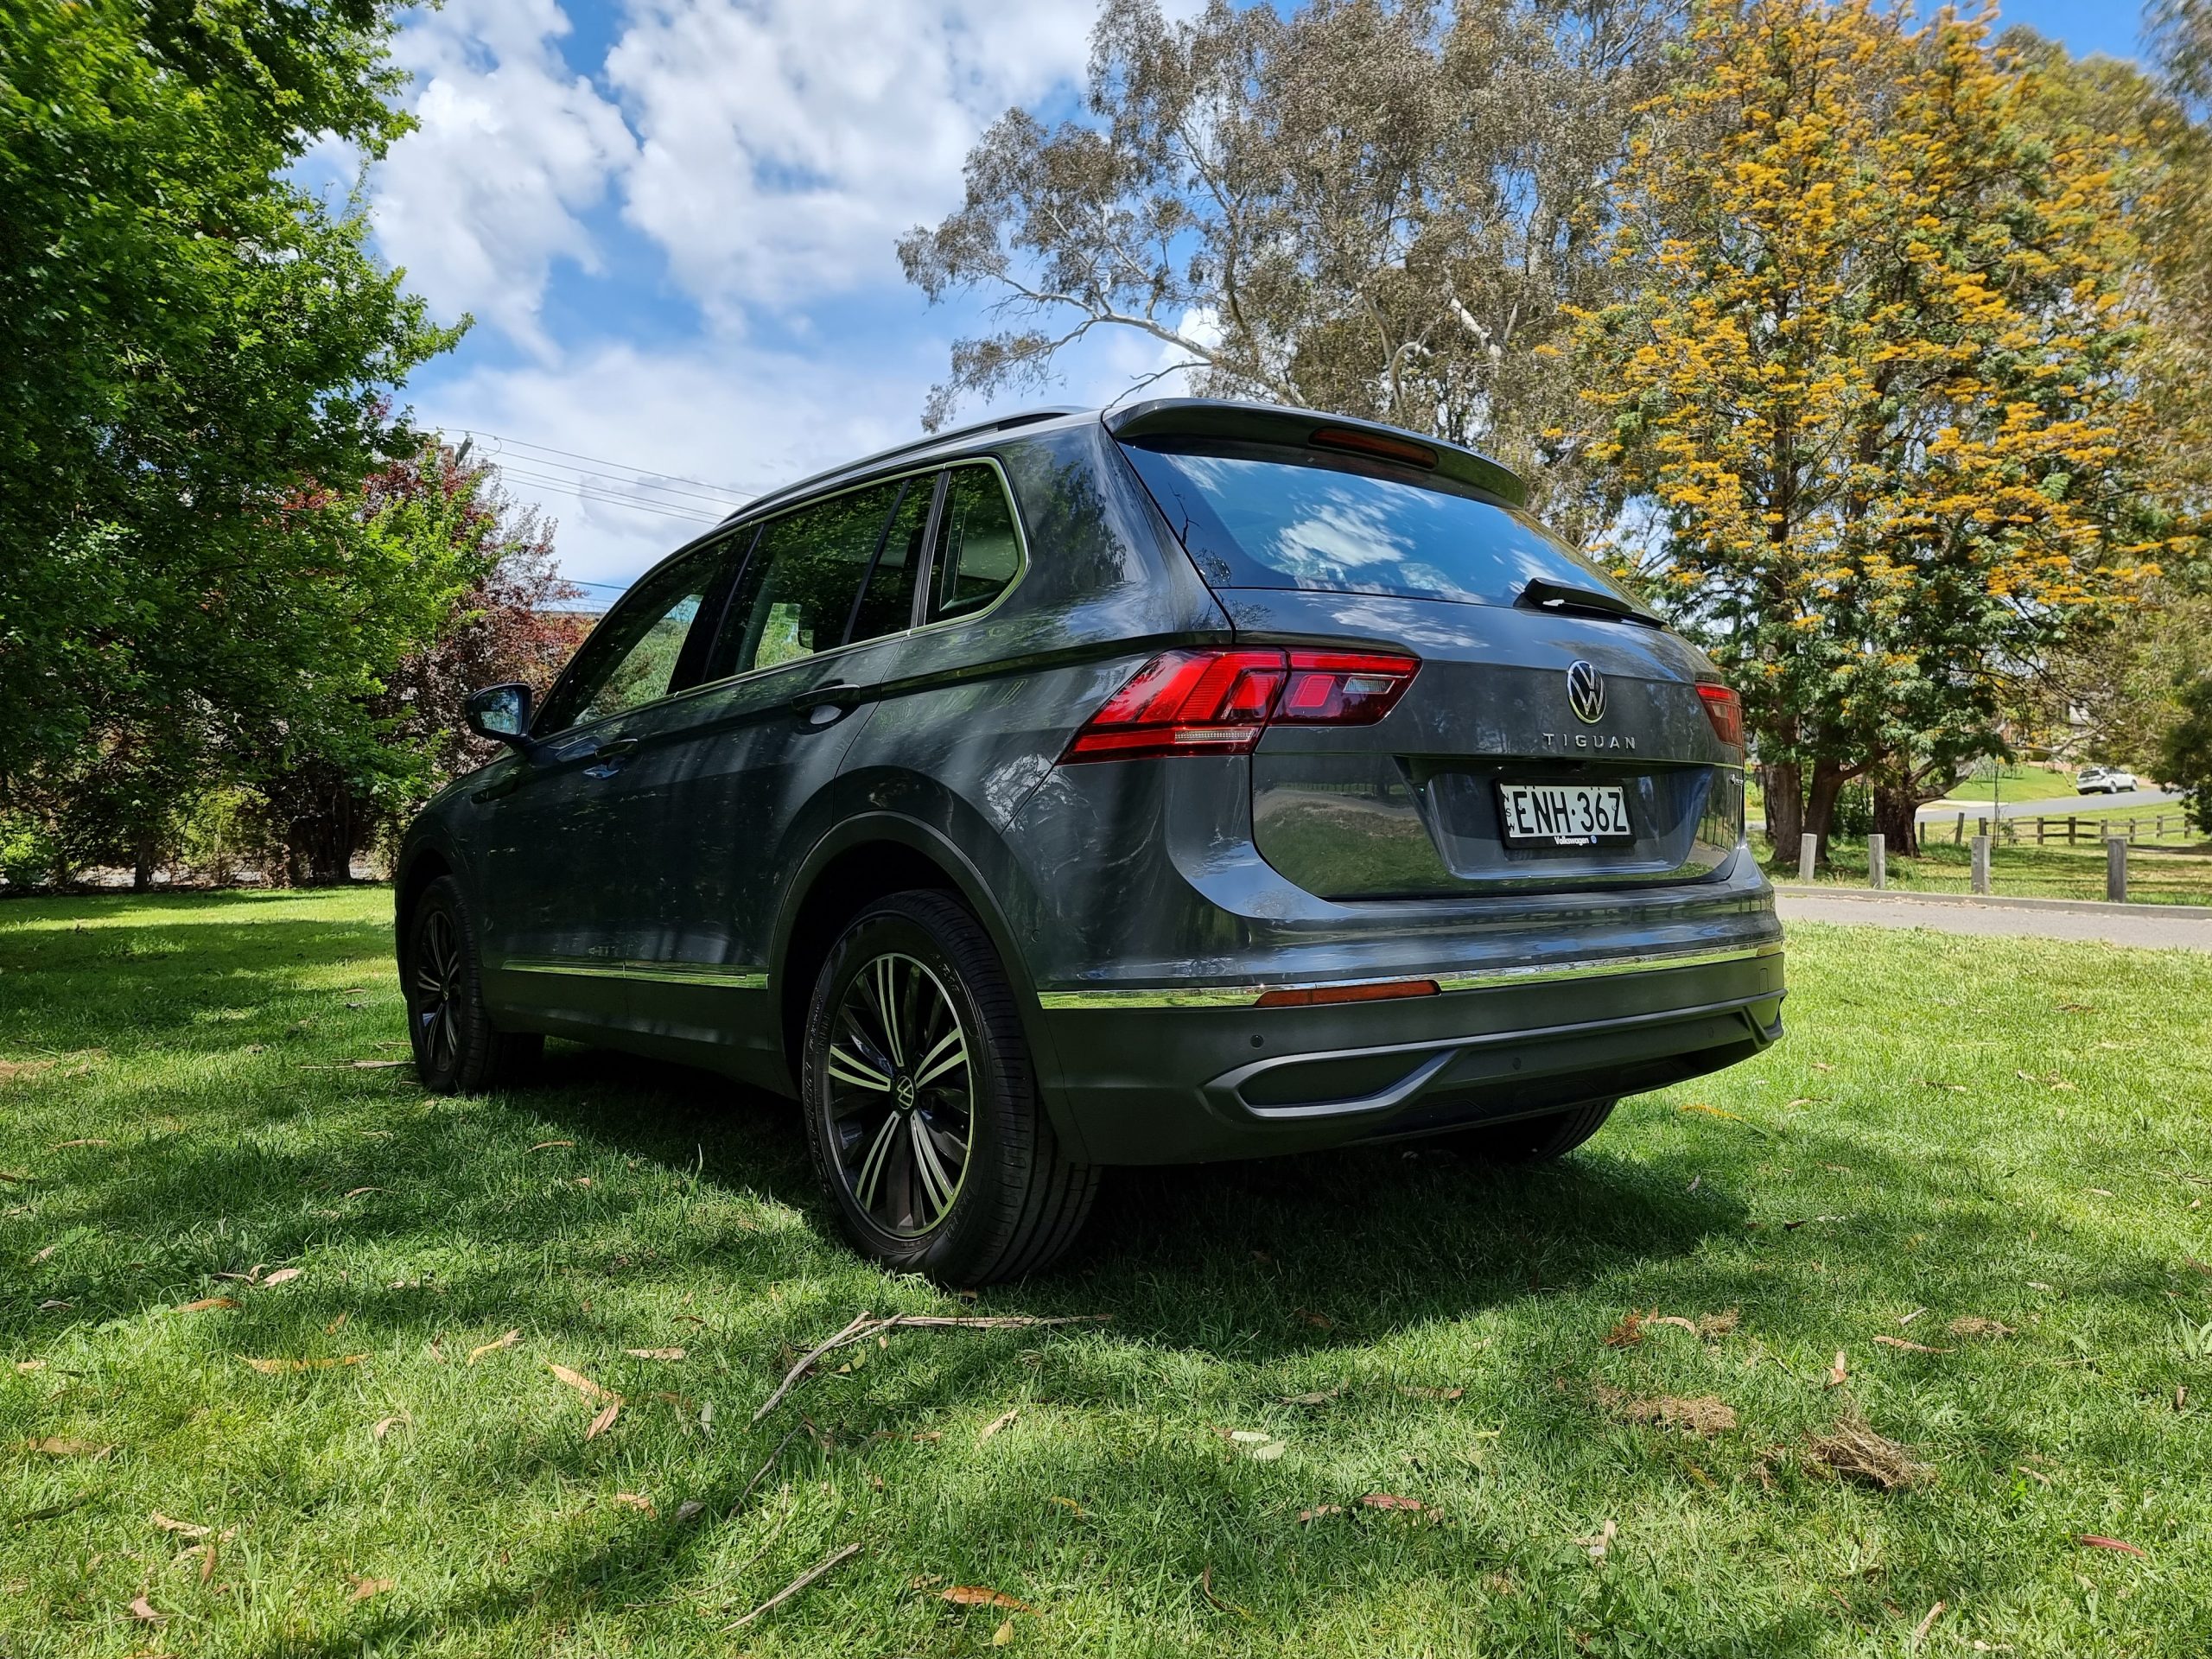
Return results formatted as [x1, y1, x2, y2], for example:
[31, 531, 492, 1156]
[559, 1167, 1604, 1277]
[925, 464, 1023, 623]
[708, 480, 904, 678]
[847, 474, 936, 644]
[1119, 438, 1635, 608]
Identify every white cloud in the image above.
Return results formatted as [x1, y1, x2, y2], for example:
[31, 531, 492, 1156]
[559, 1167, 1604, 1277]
[606, 0, 1099, 320]
[416, 335, 950, 588]
[372, 0, 635, 358]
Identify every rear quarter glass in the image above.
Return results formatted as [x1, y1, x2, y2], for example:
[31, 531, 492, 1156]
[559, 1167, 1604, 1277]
[1118, 435, 1634, 609]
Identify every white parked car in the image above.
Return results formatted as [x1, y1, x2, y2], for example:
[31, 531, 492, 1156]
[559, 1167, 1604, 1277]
[2075, 766, 2139, 794]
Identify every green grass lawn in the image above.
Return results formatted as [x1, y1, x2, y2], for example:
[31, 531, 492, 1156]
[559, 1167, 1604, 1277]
[1782, 839, 2212, 906]
[3, 889, 2210, 1656]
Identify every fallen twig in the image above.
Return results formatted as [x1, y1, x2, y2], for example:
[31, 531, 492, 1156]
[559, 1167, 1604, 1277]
[752, 1312, 1108, 1424]
[734, 1423, 809, 1513]
[726, 1541, 861, 1630]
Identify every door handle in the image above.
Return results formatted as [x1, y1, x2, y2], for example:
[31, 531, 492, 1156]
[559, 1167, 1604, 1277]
[582, 737, 638, 777]
[788, 683, 866, 728]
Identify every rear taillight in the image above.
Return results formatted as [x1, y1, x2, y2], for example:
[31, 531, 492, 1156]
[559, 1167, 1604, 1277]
[1254, 978, 1439, 1009]
[1061, 646, 1420, 763]
[1696, 683, 1743, 752]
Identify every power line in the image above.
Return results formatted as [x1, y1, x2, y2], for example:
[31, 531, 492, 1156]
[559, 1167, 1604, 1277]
[457, 429, 761, 503]
[493, 467, 724, 526]
[490, 454, 751, 512]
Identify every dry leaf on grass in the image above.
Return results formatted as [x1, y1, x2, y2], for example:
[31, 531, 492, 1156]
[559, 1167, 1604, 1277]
[241, 1355, 364, 1374]
[176, 1297, 238, 1313]
[1579, 1518, 1618, 1560]
[1826, 1350, 1849, 1388]
[549, 1362, 615, 1402]
[325, 1313, 348, 1335]
[529, 1140, 574, 1151]
[625, 1347, 685, 1361]
[468, 1330, 522, 1364]
[1604, 1311, 1646, 1347]
[1804, 1414, 1930, 1490]
[259, 1268, 302, 1287]
[1872, 1334, 1948, 1354]
[150, 1513, 209, 1539]
[128, 1594, 164, 1624]
[942, 1585, 1033, 1611]
[371, 1416, 405, 1441]
[348, 1574, 393, 1601]
[1298, 1504, 1345, 1522]
[14, 1360, 47, 1374]
[1948, 1317, 2015, 1339]
[1359, 1493, 1427, 1513]
[1046, 1496, 1086, 1516]
[584, 1400, 621, 1440]
[1911, 1600, 1946, 1643]
[1594, 1383, 1737, 1436]
[33, 1437, 112, 1458]
[976, 1408, 1019, 1446]
[612, 1492, 655, 1514]
[1293, 1308, 1333, 1330]
[2080, 1535, 2146, 1557]
[1398, 1385, 1464, 1401]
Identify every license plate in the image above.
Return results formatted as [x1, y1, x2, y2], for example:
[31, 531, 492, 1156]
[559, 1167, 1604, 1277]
[1497, 782, 1634, 846]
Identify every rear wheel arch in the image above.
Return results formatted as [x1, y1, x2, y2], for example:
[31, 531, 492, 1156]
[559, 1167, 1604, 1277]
[394, 846, 454, 942]
[771, 816, 1072, 1140]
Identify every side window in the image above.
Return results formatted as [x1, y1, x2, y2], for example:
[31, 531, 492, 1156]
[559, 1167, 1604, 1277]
[927, 465, 1023, 622]
[846, 474, 936, 645]
[534, 541, 728, 734]
[710, 480, 902, 678]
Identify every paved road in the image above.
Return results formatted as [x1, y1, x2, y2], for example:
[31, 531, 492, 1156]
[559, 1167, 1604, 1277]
[1917, 787, 2185, 820]
[1777, 888, 2212, 951]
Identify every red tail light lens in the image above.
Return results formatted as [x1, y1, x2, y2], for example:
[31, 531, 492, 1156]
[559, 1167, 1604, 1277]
[1254, 978, 1439, 1008]
[1061, 647, 1420, 763]
[1696, 683, 1743, 752]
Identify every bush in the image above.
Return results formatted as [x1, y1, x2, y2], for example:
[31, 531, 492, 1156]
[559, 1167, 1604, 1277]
[0, 815, 64, 893]
[2160, 672, 2212, 836]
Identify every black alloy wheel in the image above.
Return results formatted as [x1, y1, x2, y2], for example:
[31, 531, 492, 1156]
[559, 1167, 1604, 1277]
[802, 890, 1096, 1283]
[402, 875, 540, 1092]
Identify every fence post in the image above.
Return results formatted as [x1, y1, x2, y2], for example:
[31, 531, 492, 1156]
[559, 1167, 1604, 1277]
[1954, 811, 1965, 844]
[2037, 817, 2047, 845]
[1868, 833, 1886, 890]
[1971, 834, 1992, 895]
[2068, 817, 2079, 846]
[1798, 833, 1817, 884]
[2107, 837, 2127, 904]
[1979, 816, 1989, 842]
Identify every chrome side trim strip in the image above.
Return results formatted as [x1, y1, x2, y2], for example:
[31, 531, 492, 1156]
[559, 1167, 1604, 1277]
[503, 957, 768, 990]
[1035, 941, 1781, 1010]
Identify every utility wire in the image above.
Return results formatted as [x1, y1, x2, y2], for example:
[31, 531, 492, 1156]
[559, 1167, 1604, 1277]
[492, 467, 725, 526]
[457, 428, 761, 503]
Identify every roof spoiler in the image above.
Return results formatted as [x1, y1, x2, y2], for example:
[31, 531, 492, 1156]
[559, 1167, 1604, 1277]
[1103, 397, 1527, 508]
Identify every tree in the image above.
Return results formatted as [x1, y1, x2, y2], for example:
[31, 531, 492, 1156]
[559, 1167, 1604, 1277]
[0, 0, 458, 823]
[899, 0, 1681, 526]
[248, 443, 583, 886]
[2159, 670, 2212, 834]
[1576, 0, 2169, 860]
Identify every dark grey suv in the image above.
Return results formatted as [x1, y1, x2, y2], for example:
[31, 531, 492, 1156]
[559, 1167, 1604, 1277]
[396, 400, 1783, 1282]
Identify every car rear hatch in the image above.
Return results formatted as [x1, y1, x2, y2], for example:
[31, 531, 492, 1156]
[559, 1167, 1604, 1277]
[1108, 401, 1745, 899]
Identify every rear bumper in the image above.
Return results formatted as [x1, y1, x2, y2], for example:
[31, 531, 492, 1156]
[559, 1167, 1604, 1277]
[1035, 944, 1783, 1164]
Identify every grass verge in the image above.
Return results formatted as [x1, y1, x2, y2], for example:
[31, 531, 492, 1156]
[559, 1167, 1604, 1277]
[2, 888, 2209, 1656]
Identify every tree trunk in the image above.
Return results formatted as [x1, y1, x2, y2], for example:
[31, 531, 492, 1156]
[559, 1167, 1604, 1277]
[282, 771, 359, 887]
[1804, 758, 1849, 863]
[131, 831, 156, 893]
[1760, 760, 1803, 858]
[1872, 785, 1920, 858]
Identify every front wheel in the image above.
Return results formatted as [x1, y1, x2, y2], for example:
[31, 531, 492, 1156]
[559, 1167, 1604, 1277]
[403, 876, 541, 1092]
[1445, 1097, 1618, 1164]
[802, 890, 1096, 1284]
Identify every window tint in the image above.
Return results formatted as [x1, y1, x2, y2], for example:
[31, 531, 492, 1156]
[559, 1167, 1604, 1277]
[1119, 438, 1636, 608]
[711, 480, 903, 678]
[535, 543, 723, 733]
[847, 474, 935, 644]
[926, 466, 1022, 622]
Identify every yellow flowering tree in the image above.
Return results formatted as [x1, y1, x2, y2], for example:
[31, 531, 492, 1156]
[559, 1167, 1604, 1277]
[1578, 0, 2166, 856]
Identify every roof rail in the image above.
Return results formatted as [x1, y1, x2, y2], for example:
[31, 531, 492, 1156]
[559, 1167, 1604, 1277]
[720, 406, 1090, 523]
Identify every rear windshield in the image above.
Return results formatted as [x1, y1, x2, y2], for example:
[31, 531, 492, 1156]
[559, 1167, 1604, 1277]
[1118, 437, 1635, 608]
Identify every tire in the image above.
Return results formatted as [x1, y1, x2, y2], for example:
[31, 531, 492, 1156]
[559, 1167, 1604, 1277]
[801, 890, 1096, 1284]
[1446, 1097, 1618, 1164]
[402, 875, 542, 1092]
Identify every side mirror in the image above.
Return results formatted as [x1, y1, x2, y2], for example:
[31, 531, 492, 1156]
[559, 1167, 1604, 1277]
[465, 683, 535, 753]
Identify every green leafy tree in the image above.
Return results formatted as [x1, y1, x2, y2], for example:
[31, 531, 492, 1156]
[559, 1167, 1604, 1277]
[0, 0, 459, 866]
[2160, 671, 2212, 833]
[899, 0, 1680, 526]
[1576, 0, 2168, 860]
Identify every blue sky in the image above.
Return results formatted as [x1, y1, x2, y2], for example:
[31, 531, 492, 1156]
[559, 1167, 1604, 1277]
[331, 0, 2153, 601]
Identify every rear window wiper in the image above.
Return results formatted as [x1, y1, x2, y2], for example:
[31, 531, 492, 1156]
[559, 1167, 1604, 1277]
[1516, 576, 1663, 628]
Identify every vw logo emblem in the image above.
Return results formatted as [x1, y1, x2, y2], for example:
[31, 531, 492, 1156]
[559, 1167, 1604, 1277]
[1566, 660, 1605, 724]
[894, 1076, 917, 1109]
